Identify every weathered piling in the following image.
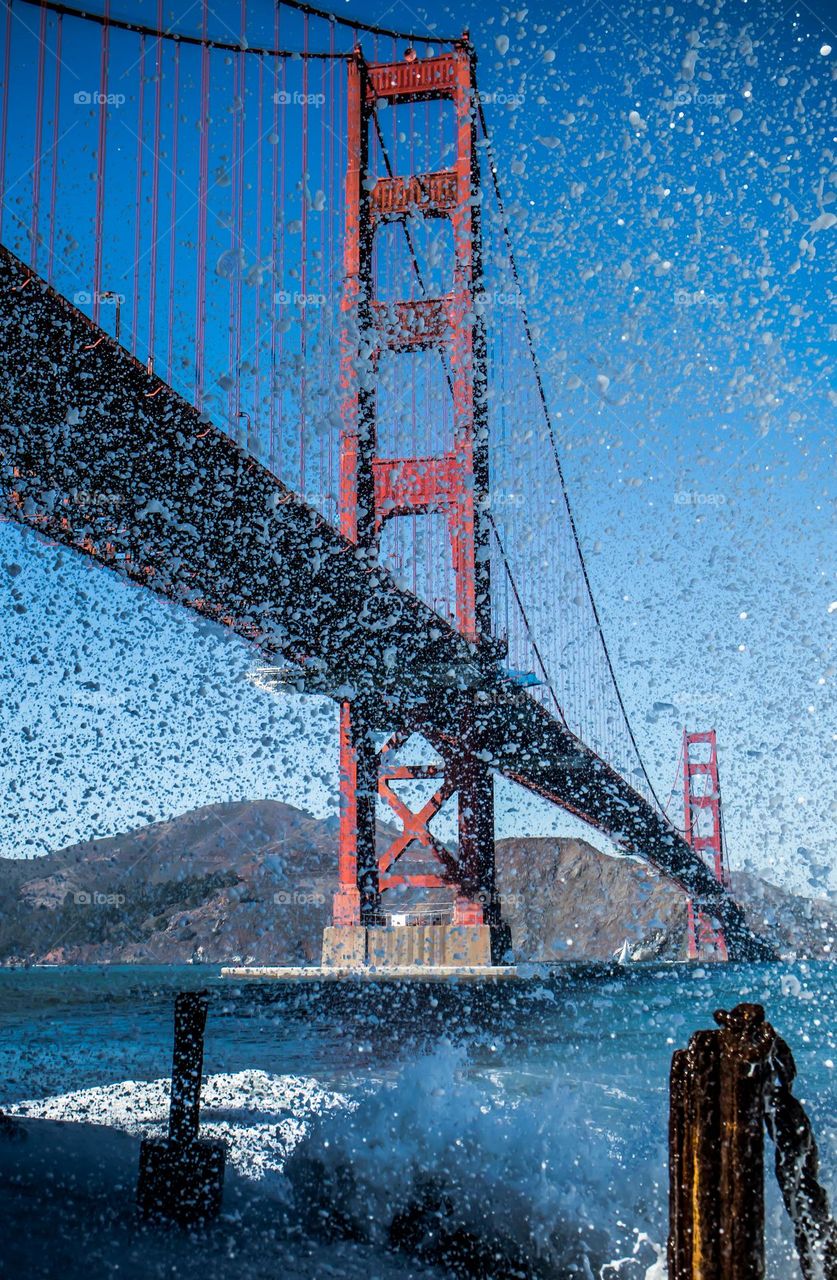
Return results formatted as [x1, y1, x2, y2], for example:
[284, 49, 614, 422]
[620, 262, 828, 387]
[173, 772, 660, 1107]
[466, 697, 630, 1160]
[669, 1029, 726, 1279]
[137, 991, 225, 1226]
[167, 990, 208, 1146]
[668, 1002, 837, 1280]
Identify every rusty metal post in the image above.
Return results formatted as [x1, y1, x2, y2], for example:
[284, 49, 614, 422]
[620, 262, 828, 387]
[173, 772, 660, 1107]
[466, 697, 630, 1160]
[168, 991, 208, 1145]
[137, 991, 225, 1226]
[668, 1003, 772, 1280]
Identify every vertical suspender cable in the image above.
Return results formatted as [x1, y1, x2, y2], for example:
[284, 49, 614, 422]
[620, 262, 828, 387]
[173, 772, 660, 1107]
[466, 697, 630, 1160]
[92, 1, 110, 325]
[147, 0, 163, 362]
[277, 54, 286, 477]
[299, 11, 309, 494]
[0, 0, 11, 244]
[30, 4, 47, 271]
[194, 0, 209, 406]
[254, 51, 263, 459]
[326, 20, 335, 519]
[166, 42, 179, 381]
[318, 49, 326, 509]
[47, 13, 62, 283]
[268, 4, 279, 471]
[234, 0, 246, 440]
[227, 50, 237, 430]
[131, 34, 145, 355]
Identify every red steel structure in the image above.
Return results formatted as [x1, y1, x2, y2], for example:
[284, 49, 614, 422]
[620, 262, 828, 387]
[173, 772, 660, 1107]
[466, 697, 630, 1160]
[0, 5, 776, 965]
[683, 729, 729, 961]
[334, 40, 498, 934]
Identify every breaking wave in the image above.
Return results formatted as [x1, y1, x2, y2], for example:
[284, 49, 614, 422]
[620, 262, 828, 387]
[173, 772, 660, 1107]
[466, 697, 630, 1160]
[284, 1041, 667, 1278]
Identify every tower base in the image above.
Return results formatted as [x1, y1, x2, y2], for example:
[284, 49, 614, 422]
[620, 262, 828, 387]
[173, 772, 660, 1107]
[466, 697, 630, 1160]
[321, 924, 509, 969]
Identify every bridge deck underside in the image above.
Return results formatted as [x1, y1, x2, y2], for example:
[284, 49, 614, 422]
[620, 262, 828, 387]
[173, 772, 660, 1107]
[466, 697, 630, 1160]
[0, 245, 770, 959]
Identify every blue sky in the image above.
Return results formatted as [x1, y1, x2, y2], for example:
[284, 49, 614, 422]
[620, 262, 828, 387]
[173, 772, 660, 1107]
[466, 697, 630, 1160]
[1, 0, 834, 895]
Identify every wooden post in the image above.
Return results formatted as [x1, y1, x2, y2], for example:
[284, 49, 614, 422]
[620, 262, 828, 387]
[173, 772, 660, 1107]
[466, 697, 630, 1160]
[668, 1030, 723, 1280]
[672, 1002, 837, 1280]
[668, 1003, 772, 1280]
[168, 992, 207, 1145]
[137, 990, 225, 1226]
[715, 1006, 771, 1278]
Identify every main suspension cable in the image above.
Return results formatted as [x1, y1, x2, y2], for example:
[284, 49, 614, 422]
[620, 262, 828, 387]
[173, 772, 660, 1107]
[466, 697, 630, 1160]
[474, 74, 669, 817]
[15, 0, 349, 57]
[487, 513, 568, 726]
[662, 729, 686, 830]
[278, 0, 459, 45]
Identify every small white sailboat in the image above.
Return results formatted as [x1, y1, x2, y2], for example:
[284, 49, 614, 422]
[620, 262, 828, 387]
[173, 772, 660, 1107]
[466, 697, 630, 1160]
[614, 939, 633, 965]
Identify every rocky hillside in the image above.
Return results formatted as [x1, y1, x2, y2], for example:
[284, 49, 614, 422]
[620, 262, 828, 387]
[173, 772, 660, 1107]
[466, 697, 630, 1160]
[726, 869, 836, 962]
[0, 800, 832, 964]
[0, 800, 337, 966]
[495, 837, 689, 961]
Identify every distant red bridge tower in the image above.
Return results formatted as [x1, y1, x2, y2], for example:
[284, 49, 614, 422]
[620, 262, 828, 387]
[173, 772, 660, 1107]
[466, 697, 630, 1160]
[683, 729, 729, 961]
[331, 39, 505, 963]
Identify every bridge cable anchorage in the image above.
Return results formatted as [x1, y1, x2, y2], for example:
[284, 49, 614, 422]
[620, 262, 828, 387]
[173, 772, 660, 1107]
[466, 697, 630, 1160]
[474, 77, 670, 820]
[370, 100, 567, 717]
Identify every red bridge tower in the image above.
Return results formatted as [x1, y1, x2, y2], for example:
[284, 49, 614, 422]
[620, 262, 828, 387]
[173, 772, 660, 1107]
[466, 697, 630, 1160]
[683, 729, 729, 961]
[330, 40, 507, 963]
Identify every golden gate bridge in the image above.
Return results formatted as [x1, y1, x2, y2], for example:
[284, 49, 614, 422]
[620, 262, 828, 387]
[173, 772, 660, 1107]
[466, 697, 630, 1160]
[0, 0, 769, 962]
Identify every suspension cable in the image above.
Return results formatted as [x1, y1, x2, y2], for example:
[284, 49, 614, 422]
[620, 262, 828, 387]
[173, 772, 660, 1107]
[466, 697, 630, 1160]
[17, 0, 667, 811]
[278, 0, 459, 45]
[662, 728, 686, 830]
[369, 100, 565, 717]
[16, 0, 459, 52]
[474, 75, 669, 817]
[371, 108, 427, 301]
[14, 0, 348, 57]
[487, 513, 568, 727]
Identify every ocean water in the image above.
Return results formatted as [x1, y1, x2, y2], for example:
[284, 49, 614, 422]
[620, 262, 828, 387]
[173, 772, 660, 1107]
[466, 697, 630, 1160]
[0, 961, 834, 1278]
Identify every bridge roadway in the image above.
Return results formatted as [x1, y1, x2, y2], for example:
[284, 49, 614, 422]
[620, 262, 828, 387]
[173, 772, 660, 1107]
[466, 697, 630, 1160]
[0, 245, 772, 960]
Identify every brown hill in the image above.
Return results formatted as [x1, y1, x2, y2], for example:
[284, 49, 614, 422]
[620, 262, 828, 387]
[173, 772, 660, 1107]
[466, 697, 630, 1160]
[0, 800, 831, 964]
[495, 837, 688, 961]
